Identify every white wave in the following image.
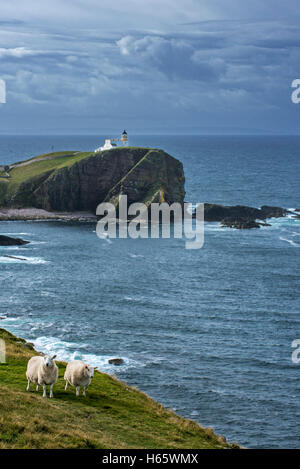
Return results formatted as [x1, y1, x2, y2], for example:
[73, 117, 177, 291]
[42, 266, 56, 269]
[1, 232, 32, 236]
[32, 335, 138, 373]
[1, 246, 28, 251]
[0, 255, 48, 264]
[124, 295, 145, 302]
[0, 317, 19, 322]
[40, 290, 57, 297]
[279, 236, 300, 247]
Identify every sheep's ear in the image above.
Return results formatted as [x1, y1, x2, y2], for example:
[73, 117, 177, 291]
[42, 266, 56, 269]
[94, 367, 98, 370]
[52, 355, 57, 360]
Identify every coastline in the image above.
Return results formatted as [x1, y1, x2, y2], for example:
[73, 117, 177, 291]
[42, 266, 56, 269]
[0, 208, 97, 222]
[0, 327, 240, 449]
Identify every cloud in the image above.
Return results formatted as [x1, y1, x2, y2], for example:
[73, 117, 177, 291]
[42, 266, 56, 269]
[0, 47, 35, 58]
[117, 35, 227, 81]
[0, 1, 300, 133]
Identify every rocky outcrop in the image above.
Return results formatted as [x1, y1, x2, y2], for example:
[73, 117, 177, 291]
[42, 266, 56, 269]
[108, 358, 124, 366]
[0, 235, 29, 246]
[196, 204, 292, 229]
[2, 148, 185, 212]
[220, 218, 261, 229]
[259, 206, 290, 219]
[204, 204, 262, 222]
[203, 204, 291, 222]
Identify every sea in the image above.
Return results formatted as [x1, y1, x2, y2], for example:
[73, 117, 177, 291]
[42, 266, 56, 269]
[0, 135, 299, 449]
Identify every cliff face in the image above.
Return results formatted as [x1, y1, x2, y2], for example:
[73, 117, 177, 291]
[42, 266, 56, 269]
[0, 147, 185, 212]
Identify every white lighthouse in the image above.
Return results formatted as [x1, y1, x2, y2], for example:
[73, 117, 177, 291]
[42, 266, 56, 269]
[94, 130, 129, 153]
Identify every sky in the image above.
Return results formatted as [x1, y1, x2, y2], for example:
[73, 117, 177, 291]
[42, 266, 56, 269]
[0, 0, 300, 134]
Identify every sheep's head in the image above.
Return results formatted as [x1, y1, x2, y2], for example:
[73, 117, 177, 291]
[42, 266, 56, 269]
[43, 355, 57, 368]
[84, 364, 97, 378]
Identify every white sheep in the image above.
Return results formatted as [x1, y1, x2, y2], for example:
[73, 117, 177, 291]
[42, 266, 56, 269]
[64, 360, 96, 396]
[26, 355, 58, 398]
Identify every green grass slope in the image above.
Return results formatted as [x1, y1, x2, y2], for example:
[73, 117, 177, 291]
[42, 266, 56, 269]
[0, 152, 93, 204]
[0, 329, 236, 449]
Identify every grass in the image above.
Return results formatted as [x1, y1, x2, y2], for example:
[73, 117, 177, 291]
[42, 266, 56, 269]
[0, 328, 237, 449]
[12, 151, 77, 165]
[0, 152, 94, 205]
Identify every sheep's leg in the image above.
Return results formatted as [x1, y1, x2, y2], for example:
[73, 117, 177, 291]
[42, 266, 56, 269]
[65, 381, 68, 391]
[36, 385, 39, 392]
[26, 379, 31, 391]
[76, 386, 80, 397]
[49, 384, 54, 398]
[83, 387, 86, 397]
[42, 384, 47, 398]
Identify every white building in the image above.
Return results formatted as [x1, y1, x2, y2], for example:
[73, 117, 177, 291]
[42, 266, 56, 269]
[94, 139, 117, 153]
[94, 130, 128, 153]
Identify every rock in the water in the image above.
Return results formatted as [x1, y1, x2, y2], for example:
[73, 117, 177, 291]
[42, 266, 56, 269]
[260, 205, 290, 218]
[196, 203, 291, 229]
[201, 203, 290, 222]
[0, 235, 29, 246]
[108, 358, 124, 366]
[204, 204, 262, 222]
[221, 218, 260, 229]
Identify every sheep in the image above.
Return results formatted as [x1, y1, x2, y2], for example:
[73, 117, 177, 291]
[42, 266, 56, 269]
[64, 360, 96, 396]
[26, 355, 58, 398]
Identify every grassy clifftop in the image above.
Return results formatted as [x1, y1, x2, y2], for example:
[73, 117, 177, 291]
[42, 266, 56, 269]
[0, 147, 185, 212]
[0, 328, 235, 449]
[0, 151, 93, 207]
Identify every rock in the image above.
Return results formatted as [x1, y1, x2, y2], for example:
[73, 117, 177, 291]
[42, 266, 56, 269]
[108, 358, 124, 366]
[204, 204, 262, 222]
[4, 255, 27, 261]
[0, 235, 29, 246]
[193, 203, 291, 229]
[16, 341, 34, 350]
[199, 203, 290, 222]
[260, 205, 290, 218]
[0, 148, 185, 212]
[221, 217, 260, 229]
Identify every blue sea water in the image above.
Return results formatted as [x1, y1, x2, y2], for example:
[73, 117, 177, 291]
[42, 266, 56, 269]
[0, 135, 300, 449]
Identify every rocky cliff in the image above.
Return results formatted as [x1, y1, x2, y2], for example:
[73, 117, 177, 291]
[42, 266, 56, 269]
[0, 147, 185, 212]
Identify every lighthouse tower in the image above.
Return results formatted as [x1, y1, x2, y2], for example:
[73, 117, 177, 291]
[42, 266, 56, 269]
[121, 130, 128, 146]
